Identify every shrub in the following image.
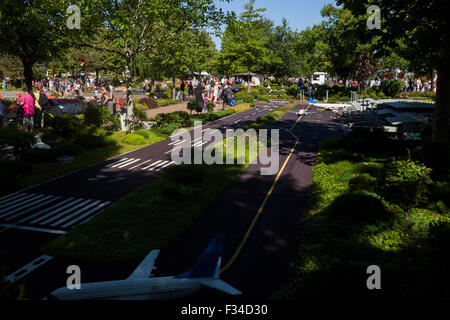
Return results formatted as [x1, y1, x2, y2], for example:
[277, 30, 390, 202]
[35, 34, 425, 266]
[74, 134, 118, 149]
[138, 97, 158, 109]
[187, 101, 202, 114]
[286, 85, 299, 97]
[327, 191, 389, 223]
[257, 96, 270, 102]
[412, 142, 450, 181]
[134, 130, 150, 139]
[121, 133, 147, 145]
[152, 111, 191, 127]
[133, 104, 148, 121]
[84, 105, 105, 127]
[380, 80, 403, 98]
[151, 123, 183, 136]
[235, 92, 255, 103]
[348, 174, 377, 192]
[206, 102, 216, 112]
[157, 99, 179, 107]
[0, 127, 35, 156]
[47, 114, 84, 138]
[382, 159, 432, 209]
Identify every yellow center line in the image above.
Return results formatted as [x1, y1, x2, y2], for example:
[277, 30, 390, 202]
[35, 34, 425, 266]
[220, 104, 310, 274]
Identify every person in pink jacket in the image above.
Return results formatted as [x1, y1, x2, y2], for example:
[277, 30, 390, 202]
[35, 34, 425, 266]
[21, 88, 35, 132]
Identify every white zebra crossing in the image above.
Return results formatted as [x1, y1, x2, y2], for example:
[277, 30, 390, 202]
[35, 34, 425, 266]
[0, 193, 112, 232]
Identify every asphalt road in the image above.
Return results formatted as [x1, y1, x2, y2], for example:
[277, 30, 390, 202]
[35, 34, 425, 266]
[0, 101, 294, 298]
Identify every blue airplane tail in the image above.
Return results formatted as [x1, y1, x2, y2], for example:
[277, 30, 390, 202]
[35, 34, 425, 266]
[309, 97, 317, 104]
[175, 234, 225, 279]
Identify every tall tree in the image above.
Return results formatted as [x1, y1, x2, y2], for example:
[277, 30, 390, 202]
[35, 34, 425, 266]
[0, 0, 69, 90]
[337, 0, 450, 141]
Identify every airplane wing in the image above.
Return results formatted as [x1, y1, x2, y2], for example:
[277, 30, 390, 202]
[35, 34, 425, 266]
[201, 279, 242, 295]
[127, 250, 160, 280]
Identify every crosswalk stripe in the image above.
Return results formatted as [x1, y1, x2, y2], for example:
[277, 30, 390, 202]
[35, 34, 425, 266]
[39, 199, 93, 226]
[128, 159, 152, 170]
[148, 161, 169, 171]
[0, 192, 22, 204]
[0, 194, 45, 214]
[155, 161, 175, 172]
[3, 195, 60, 221]
[142, 160, 163, 170]
[30, 198, 84, 224]
[0, 193, 35, 209]
[19, 197, 75, 223]
[116, 158, 140, 168]
[62, 201, 111, 228]
[110, 158, 138, 168]
[105, 158, 129, 168]
[50, 200, 102, 227]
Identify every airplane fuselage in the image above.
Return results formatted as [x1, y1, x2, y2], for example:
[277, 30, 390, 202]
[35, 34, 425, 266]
[49, 276, 208, 300]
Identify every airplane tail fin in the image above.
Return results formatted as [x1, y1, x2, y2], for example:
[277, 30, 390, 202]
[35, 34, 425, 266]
[175, 234, 225, 279]
[309, 97, 317, 104]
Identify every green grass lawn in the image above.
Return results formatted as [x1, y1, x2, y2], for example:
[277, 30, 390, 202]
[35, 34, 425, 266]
[275, 130, 450, 299]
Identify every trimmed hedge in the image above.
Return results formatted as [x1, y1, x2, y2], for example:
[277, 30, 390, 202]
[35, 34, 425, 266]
[121, 134, 147, 145]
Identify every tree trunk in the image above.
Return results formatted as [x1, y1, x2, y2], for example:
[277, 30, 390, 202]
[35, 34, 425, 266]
[125, 53, 134, 132]
[22, 59, 34, 91]
[248, 74, 251, 93]
[172, 74, 176, 100]
[95, 68, 99, 86]
[432, 32, 450, 142]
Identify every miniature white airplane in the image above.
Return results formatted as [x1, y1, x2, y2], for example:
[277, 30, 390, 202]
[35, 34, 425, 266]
[46, 235, 241, 300]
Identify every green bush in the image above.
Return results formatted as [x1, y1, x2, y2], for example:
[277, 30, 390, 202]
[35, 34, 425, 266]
[206, 102, 216, 112]
[134, 130, 150, 139]
[0, 127, 35, 156]
[133, 104, 147, 121]
[151, 123, 183, 136]
[121, 134, 147, 145]
[327, 191, 389, 223]
[187, 101, 202, 114]
[74, 134, 118, 149]
[157, 99, 179, 107]
[380, 80, 403, 98]
[286, 85, 299, 97]
[84, 105, 106, 127]
[48, 114, 84, 138]
[348, 174, 377, 192]
[257, 96, 270, 102]
[382, 159, 432, 209]
[235, 92, 255, 103]
[412, 142, 450, 181]
[152, 111, 191, 127]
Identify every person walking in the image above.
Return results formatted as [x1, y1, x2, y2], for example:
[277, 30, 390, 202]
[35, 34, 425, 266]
[0, 100, 4, 127]
[20, 88, 35, 132]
